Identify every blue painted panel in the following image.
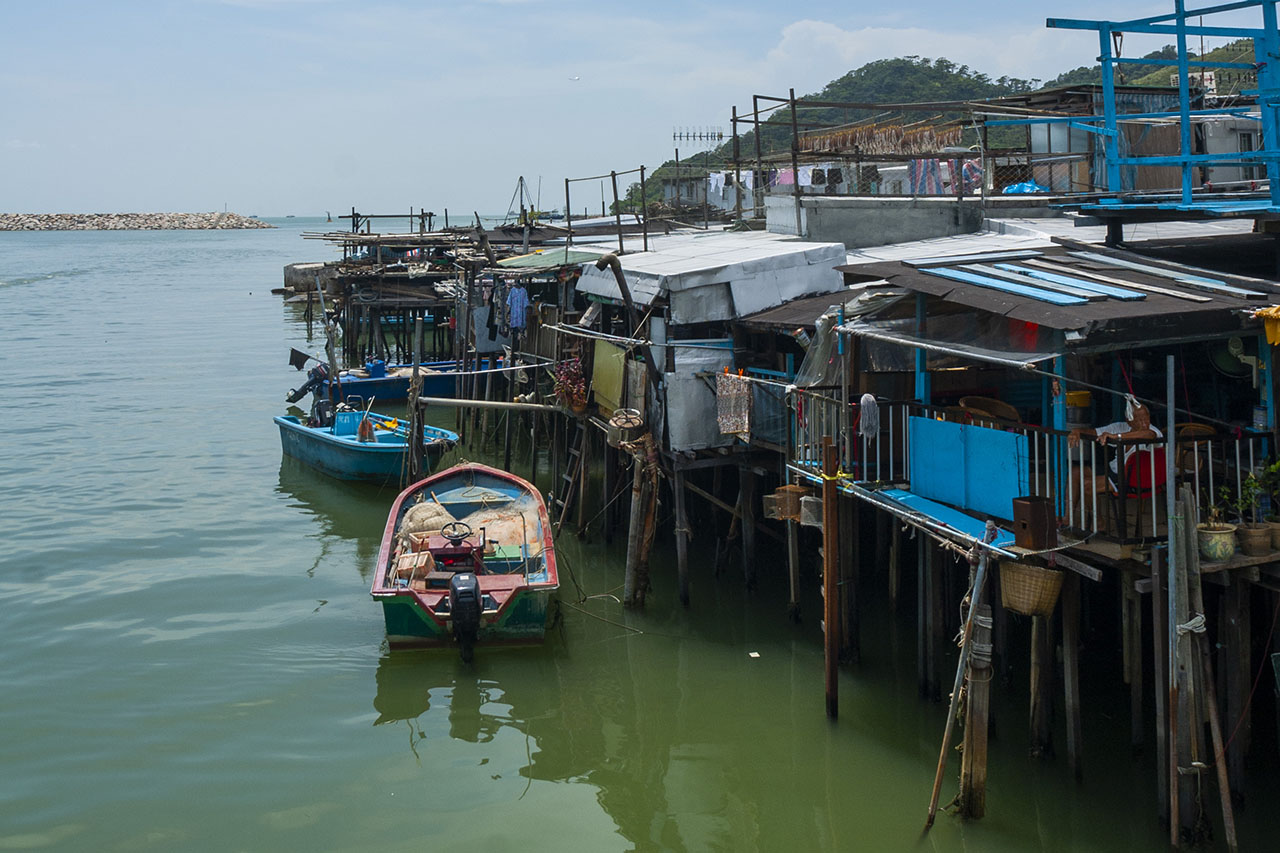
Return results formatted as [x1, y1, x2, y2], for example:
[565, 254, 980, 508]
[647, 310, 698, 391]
[909, 416, 1029, 521]
[880, 489, 1016, 549]
[923, 267, 1088, 306]
[963, 424, 1030, 520]
[992, 263, 1147, 300]
[909, 417, 966, 508]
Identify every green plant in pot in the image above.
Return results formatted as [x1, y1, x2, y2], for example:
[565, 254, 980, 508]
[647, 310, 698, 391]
[1261, 458, 1280, 550]
[1197, 492, 1238, 562]
[1223, 477, 1271, 557]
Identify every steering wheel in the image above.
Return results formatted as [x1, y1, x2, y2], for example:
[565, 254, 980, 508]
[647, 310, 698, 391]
[441, 521, 473, 545]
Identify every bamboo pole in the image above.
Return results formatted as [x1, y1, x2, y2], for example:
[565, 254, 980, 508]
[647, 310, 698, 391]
[925, 520, 997, 830]
[1183, 485, 1237, 851]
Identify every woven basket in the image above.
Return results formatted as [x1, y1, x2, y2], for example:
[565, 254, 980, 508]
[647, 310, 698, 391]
[999, 560, 1063, 617]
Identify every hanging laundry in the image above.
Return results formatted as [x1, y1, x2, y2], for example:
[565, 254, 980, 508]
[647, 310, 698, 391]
[777, 169, 796, 186]
[707, 172, 726, 197]
[716, 373, 752, 438]
[811, 167, 826, 185]
[797, 166, 814, 187]
[507, 284, 530, 330]
[827, 167, 843, 184]
[741, 171, 754, 191]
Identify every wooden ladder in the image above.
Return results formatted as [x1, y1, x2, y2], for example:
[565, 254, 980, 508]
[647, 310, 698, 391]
[554, 419, 588, 534]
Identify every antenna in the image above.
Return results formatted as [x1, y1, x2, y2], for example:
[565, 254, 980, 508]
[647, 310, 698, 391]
[672, 126, 725, 149]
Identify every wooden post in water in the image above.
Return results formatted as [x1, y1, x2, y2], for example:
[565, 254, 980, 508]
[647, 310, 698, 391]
[740, 468, 757, 587]
[624, 447, 647, 607]
[1151, 548, 1170, 825]
[1062, 571, 1083, 780]
[674, 468, 691, 607]
[1220, 576, 1251, 794]
[958, 603, 994, 818]
[1029, 611, 1055, 758]
[839, 497, 860, 663]
[408, 316, 425, 482]
[822, 438, 839, 719]
[888, 515, 901, 610]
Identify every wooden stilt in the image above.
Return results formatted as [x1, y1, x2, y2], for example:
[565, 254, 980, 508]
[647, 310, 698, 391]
[674, 469, 690, 607]
[740, 469, 757, 588]
[821, 438, 839, 719]
[1062, 572, 1083, 781]
[787, 516, 800, 621]
[958, 603, 994, 818]
[1221, 577, 1251, 795]
[502, 373, 514, 471]
[887, 515, 901, 611]
[840, 498, 860, 663]
[1151, 549, 1170, 825]
[530, 410, 539, 482]
[1030, 611, 1055, 759]
[1125, 572, 1145, 752]
[928, 543, 945, 702]
[602, 443, 615, 545]
[623, 454, 646, 607]
[917, 537, 929, 698]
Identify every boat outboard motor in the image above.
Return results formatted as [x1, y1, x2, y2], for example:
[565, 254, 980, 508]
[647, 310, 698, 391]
[286, 362, 329, 404]
[449, 572, 482, 663]
[308, 397, 336, 428]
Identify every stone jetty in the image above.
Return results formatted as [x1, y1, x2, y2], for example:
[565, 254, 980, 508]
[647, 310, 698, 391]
[0, 212, 274, 231]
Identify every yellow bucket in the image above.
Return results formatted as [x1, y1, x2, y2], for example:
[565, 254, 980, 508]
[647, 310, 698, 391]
[1064, 390, 1091, 407]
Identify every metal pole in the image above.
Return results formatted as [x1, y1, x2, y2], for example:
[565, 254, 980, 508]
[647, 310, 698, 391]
[639, 166, 648, 252]
[611, 170, 624, 255]
[789, 87, 803, 236]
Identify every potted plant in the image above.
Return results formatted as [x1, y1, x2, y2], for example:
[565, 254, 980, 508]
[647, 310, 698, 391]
[1260, 458, 1280, 549]
[1197, 489, 1237, 563]
[553, 357, 588, 414]
[1224, 477, 1271, 557]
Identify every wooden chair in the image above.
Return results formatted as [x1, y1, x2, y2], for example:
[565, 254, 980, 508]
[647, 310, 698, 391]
[959, 395, 1020, 424]
[1174, 422, 1215, 483]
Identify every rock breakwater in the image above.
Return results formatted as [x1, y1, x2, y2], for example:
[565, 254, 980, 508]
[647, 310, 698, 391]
[0, 212, 274, 231]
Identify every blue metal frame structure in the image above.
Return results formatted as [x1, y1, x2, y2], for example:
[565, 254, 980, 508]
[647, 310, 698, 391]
[1035, 2, 1280, 211]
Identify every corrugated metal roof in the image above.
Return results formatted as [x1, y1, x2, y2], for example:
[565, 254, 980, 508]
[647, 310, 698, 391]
[496, 248, 605, 270]
[848, 244, 1278, 341]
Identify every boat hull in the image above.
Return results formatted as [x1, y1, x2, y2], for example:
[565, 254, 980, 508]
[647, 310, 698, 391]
[275, 414, 456, 483]
[321, 358, 502, 403]
[371, 463, 559, 650]
[379, 586, 554, 647]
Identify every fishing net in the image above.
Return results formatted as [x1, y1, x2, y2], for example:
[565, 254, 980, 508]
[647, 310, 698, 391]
[396, 499, 456, 550]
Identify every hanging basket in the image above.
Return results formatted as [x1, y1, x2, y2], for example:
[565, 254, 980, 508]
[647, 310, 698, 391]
[999, 560, 1063, 617]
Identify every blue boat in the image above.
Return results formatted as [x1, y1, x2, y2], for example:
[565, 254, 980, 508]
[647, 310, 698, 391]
[371, 463, 559, 660]
[275, 408, 458, 484]
[320, 358, 504, 403]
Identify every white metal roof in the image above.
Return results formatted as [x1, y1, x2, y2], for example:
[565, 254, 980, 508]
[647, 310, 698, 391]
[574, 229, 846, 324]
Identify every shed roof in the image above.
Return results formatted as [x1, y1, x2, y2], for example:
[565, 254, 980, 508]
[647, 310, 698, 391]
[839, 242, 1277, 347]
[573, 230, 847, 324]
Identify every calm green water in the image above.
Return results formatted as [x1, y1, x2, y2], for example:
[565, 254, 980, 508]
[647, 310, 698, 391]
[1, 219, 1274, 851]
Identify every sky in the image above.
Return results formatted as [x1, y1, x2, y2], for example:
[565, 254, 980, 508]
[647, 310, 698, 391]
[0, 0, 1238, 216]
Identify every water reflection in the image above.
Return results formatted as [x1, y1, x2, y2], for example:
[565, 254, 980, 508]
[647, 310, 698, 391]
[274, 455, 394, 574]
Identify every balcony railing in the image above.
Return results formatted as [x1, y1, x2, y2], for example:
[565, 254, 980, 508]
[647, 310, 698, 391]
[787, 392, 1270, 545]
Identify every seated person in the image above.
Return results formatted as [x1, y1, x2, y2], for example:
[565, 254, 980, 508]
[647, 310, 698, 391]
[1067, 395, 1163, 494]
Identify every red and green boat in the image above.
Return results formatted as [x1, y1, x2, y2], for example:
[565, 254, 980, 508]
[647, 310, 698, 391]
[371, 463, 559, 660]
